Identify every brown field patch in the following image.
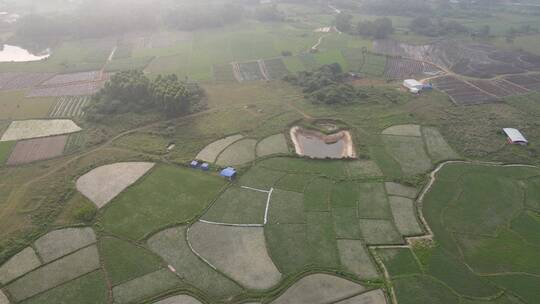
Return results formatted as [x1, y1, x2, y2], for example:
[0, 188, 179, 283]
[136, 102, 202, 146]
[7, 135, 67, 165]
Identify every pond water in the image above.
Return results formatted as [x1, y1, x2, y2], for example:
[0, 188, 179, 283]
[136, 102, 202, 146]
[290, 126, 355, 159]
[0, 44, 50, 62]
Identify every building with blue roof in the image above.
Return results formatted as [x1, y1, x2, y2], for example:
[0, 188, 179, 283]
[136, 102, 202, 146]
[220, 167, 237, 180]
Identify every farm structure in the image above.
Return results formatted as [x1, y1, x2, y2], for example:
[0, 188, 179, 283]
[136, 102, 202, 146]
[403, 79, 423, 93]
[6, 135, 67, 165]
[431, 76, 499, 105]
[27, 71, 110, 97]
[503, 128, 528, 145]
[48, 96, 90, 118]
[384, 57, 442, 79]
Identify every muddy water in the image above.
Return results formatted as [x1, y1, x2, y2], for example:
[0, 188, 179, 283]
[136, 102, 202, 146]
[290, 126, 356, 159]
[0, 44, 50, 62]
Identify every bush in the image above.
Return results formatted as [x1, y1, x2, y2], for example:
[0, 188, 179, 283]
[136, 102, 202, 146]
[74, 205, 97, 223]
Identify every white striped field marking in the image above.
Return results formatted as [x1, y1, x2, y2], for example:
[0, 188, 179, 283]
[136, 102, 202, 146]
[240, 185, 269, 193]
[263, 187, 274, 225]
[198, 219, 263, 227]
[186, 225, 218, 270]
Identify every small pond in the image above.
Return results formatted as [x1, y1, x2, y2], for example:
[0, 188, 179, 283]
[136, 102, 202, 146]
[290, 126, 356, 159]
[0, 44, 50, 62]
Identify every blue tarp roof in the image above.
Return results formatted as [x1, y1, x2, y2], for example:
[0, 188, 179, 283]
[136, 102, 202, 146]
[220, 167, 236, 177]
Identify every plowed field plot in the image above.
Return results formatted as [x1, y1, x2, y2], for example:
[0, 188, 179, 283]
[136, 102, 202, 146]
[432, 76, 499, 105]
[49, 96, 90, 118]
[264, 58, 289, 80]
[469, 80, 520, 98]
[6, 135, 67, 165]
[504, 74, 540, 91]
[493, 79, 530, 95]
[237, 61, 265, 82]
[27, 81, 106, 97]
[40, 71, 102, 86]
[384, 57, 441, 79]
[0, 73, 54, 91]
[0, 119, 81, 142]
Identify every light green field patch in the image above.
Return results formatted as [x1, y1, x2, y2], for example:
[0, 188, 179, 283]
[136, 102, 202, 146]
[153, 295, 203, 304]
[524, 177, 540, 211]
[202, 187, 268, 224]
[382, 124, 422, 137]
[304, 178, 331, 212]
[271, 273, 365, 304]
[334, 289, 387, 304]
[389, 196, 423, 236]
[258, 157, 346, 178]
[359, 219, 403, 245]
[147, 226, 242, 299]
[188, 222, 282, 290]
[332, 208, 362, 239]
[376, 248, 421, 277]
[256, 134, 289, 157]
[268, 189, 305, 224]
[394, 275, 459, 304]
[331, 181, 359, 209]
[337, 240, 379, 279]
[112, 269, 181, 304]
[385, 182, 417, 199]
[489, 274, 540, 304]
[239, 166, 285, 190]
[216, 139, 257, 166]
[0, 247, 41, 285]
[196, 134, 243, 163]
[100, 237, 162, 286]
[306, 212, 340, 267]
[20, 271, 108, 304]
[345, 160, 383, 178]
[6, 245, 100, 302]
[282, 56, 306, 73]
[358, 183, 392, 219]
[265, 223, 310, 274]
[34, 227, 96, 263]
[0, 141, 15, 165]
[275, 174, 312, 193]
[382, 135, 432, 175]
[422, 127, 459, 162]
[511, 211, 540, 246]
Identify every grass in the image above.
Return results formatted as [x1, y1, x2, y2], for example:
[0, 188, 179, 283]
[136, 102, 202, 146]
[265, 223, 310, 274]
[216, 138, 257, 166]
[264, 58, 290, 80]
[376, 248, 421, 277]
[306, 212, 340, 268]
[303, 177, 331, 212]
[360, 53, 386, 77]
[331, 181, 358, 209]
[389, 196, 423, 236]
[238, 165, 285, 190]
[337, 240, 379, 279]
[394, 275, 459, 304]
[0, 141, 15, 165]
[510, 211, 540, 246]
[256, 133, 289, 157]
[489, 274, 540, 304]
[101, 165, 226, 240]
[357, 183, 392, 219]
[382, 135, 433, 176]
[275, 173, 312, 193]
[268, 189, 305, 224]
[20, 271, 108, 304]
[422, 127, 460, 162]
[358, 219, 403, 245]
[100, 237, 162, 286]
[258, 157, 346, 178]
[331, 208, 362, 239]
[0, 91, 56, 120]
[202, 186, 268, 224]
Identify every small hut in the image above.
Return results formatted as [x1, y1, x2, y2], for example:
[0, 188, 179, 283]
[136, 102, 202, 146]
[220, 167, 237, 180]
[503, 128, 528, 145]
[190, 160, 199, 168]
[201, 163, 210, 171]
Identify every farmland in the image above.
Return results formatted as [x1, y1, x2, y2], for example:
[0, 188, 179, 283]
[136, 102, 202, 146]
[0, 1, 540, 304]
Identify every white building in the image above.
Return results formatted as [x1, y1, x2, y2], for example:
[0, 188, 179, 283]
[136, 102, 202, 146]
[403, 79, 423, 94]
[503, 128, 528, 145]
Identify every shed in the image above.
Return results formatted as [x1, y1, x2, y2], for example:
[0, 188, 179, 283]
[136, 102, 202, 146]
[190, 160, 199, 168]
[201, 163, 210, 171]
[220, 167, 237, 180]
[403, 79, 423, 93]
[503, 128, 528, 145]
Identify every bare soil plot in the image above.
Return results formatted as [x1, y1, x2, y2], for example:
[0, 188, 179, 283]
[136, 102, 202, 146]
[237, 61, 265, 82]
[337, 240, 379, 279]
[76, 162, 155, 208]
[358, 183, 392, 219]
[6, 135, 67, 165]
[147, 226, 242, 299]
[0, 247, 41, 285]
[469, 80, 519, 98]
[384, 57, 442, 79]
[153, 295, 203, 304]
[494, 79, 530, 95]
[264, 58, 290, 80]
[504, 74, 540, 91]
[48, 96, 89, 118]
[358, 219, 403, 245]
[388, 196, 423, 236]
[384, 182, 417, 199]
[0, 290, 8, 304]
[40, 71, 101, 86]
[334, 289, 387, 304]
[0, 119, 81, 142]
[34, 227, 96, 263]
[256, 134, 289, 157]
[0, 73, 54, 91]
[271, 273, 365, 304]
[202, 187, 268, 225]
[381, 124, 421, 137]
[5, 245, 100, 302]
[382, 135, 432, 175]
[216, 138, 257, 166]
[188, 222, 282, 290]
[421, 127, 459, 162]
[112, 269, 181, 304]
[432, 76, 499, 105]
[196, 134, 243, 163]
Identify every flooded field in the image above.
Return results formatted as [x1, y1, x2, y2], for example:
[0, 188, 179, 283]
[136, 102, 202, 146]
[290, 126, 356, 159]
[0, 45, 50, 62]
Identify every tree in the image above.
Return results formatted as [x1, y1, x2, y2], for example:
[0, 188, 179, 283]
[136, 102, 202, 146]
[357, 18, 394, 39]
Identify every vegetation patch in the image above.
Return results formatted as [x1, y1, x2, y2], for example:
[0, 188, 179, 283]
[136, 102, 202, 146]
[147, 226, 242, 299]
[358, 219, 403, 245]
[238, 166, 285, 190]
[100, 237, 162, 286]
[385, 182, 417, 199]
[216, 138, 257, 166]
[332, 208, 362, 239]
[112, 269, 181, 304]
[102, 165, 225, 240]
[489, 274, 540, 304]
[34, 227, 96, 263]
[334, 289, 387, 304]
[256, 134, 289, 157]
[388, 196, 423, 236]
[422, 127, 459, 162]
[265, 223, 310, 275]
[196, 134, 243, 163]
[0, 141, 15, 166]
[275, 173, 312, 193]
[382, 125, 422, 137]
[510, 211, 540, 246]
[0, 247, 41, 285]
[358, 183, 392, 219]
[376, 248, 421, 277]
[268, 189, 305, 224]
[5, 245, 100, 302]
[382, 135, 432, 175]
[304, 178, 331, 212]
[394, 275, 458, 304]
[188, 222, 282, 290]
[0, 91, 56, 120]
[202, 186, 268, 225]
[258, 157, 346, 178]
[6, 135, 67, 166]
[337, 240, 379, 279]
[76, 162, 155, 209]
[306, 212, 340, 268]
[153, 295, 203, 304]
[344, 160, 383, 178]
[271, 273, 365, 304]
[0, 119, 81, 142]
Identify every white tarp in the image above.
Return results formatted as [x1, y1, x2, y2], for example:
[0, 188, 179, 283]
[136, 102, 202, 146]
[503, 128, 528, 143]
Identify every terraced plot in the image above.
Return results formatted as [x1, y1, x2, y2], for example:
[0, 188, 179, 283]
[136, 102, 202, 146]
[196, 134, 243, 163]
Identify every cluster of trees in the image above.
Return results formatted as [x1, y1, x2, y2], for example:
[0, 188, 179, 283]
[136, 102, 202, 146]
[284, 64, 368, 105]
[409, 16, 469, 37]
[335, 14, 394, 39]
[87, 70, 204, 120]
